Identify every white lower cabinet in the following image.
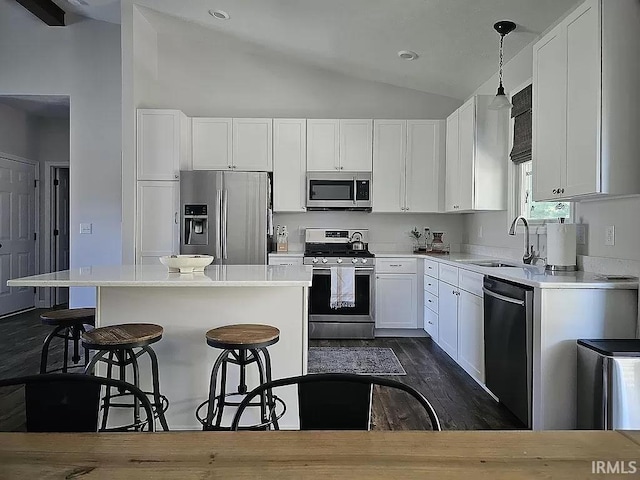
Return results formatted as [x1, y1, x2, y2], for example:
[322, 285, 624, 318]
[375, 274, 418, 329]
[457, 290, 485, 383]
[423, 305, 438, 341]
[427, 259, 485, 387]
[438, 280, 459, 360]
[136, 181, 179, 265]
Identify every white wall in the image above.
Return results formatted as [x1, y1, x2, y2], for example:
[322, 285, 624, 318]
[0, 103, 39, 160]
[274, 212, 463, 254]
[0, 0, 122, 306]
[462, 36, 640, 265]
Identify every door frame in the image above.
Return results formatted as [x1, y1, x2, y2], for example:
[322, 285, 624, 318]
[43, 161, 69, 307]
[0, 151, 40, 313]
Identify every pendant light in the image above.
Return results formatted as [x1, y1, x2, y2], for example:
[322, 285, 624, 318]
[489, 20, 517, 110]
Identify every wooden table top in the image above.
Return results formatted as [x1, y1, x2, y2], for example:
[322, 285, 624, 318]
[1, 430, 639, 479]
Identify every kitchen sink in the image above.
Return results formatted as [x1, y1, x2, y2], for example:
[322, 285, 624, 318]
[467, 261, 520, 268]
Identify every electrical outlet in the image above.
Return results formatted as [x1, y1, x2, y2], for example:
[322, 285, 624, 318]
[605, 225, 615, 246]
[576, 225, 586, 245]
[79, 223, 92, 235]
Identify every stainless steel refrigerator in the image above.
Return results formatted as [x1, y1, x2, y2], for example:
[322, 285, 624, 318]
[180, 171, 270, 265]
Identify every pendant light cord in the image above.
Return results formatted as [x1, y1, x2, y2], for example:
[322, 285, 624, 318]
[498, 34, 505, 88]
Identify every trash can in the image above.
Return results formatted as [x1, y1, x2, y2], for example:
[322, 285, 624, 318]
[577, 339, 640, 430]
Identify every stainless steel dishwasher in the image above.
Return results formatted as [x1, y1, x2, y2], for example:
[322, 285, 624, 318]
[483, 276, 534, 428]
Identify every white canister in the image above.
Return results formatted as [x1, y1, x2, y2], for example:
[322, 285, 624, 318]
[546, 223, 577, 270]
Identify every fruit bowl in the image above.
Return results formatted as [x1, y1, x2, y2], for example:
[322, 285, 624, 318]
[159, 255, 214, 273]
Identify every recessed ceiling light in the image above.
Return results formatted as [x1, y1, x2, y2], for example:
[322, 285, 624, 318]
[398, 50, 419, 61]
[209, 9, 230, 20]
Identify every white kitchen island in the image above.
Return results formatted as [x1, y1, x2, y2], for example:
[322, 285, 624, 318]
[8, 265, 313, 430]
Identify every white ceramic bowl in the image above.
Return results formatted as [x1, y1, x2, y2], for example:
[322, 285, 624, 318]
[159, 255, 214, 273]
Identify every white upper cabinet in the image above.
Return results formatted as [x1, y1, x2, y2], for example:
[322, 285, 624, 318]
[137, 110, 188, 181]
[373, 120, 444, 213]
[373, 120, 405, 212]
[192, 118, 232, 170]
[307, 119, 340, 171]
[406, 120, 445, 213]
[232, 118, 273, 171]
[533, 0, 640, 201]
[273, 119, 307, 212]
[445, 96, 508, 212]
[339, 120, 373, 171]
[307, 119, 372, 172]
[445, 111, 460, 212]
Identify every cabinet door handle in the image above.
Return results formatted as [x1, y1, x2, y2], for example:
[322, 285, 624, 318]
[428, 299, 432, 303]
[228, 165, 232, 169]
[174, 212, 178, 224]
[552, 189, 557, 194]
[174, 174, 179, 179]
[561, 188, 565, 194]
[389, 264, 402, 267]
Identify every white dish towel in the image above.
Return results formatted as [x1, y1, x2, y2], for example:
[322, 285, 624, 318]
[330, 267, 356, 309]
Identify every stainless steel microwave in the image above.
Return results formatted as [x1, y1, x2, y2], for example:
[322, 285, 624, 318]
[306, 172, 372, 211]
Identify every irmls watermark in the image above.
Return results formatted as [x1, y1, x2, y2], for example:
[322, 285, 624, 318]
[592, 460, 638, 475]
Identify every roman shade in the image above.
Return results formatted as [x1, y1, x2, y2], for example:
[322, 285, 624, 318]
[510, 84, 532, 164]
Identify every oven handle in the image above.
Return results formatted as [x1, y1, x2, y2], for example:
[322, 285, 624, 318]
[313, 267, 374, 274]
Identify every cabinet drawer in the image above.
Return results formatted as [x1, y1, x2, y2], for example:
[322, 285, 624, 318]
[424, 291, 438, 313]
[424, 306, 438, 341]
[459, 268, 484, 297]
[424, 275, 438, 296]
[439, 263, 459, 286]
[424, 259, 439, 278]
[376, 258, 417, 274]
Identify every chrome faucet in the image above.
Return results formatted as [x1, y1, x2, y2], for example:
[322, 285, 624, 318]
[509, 216, 535, 264]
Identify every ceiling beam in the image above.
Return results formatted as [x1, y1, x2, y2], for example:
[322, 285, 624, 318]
[14, 0, 66, 26]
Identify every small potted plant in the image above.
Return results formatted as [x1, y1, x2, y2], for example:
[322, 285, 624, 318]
[409, 227, 424, 253]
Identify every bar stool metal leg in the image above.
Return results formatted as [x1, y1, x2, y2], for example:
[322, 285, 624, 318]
[214, 353, 229, 428]
[100, 351, 115, 431]
[128, 349, 141, 431]
[40, 325, 66, 374]
[205, 349, 230, 428]
[142, 345, 169, 432]
[250, 348, 268, 427]
[261, 346, 280, 430]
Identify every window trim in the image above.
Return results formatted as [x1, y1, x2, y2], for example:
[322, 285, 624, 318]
[506, 79, 574, 235]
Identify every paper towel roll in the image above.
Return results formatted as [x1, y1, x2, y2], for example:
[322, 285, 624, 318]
[547, 223, 577, 267]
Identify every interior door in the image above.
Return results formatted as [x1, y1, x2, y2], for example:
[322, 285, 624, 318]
[53, 167, 70, 305]
[222, 172, 267, 265]
[0, 157, 36, 316]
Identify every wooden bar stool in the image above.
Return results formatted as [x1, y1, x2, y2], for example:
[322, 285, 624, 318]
[82, 323, 169, 432]
[197, 324, 284, 431]
[39, 308, 95, 374]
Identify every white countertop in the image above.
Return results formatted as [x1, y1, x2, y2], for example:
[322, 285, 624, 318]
[374, 251, 639, 290]
[7, 265, 313, 288]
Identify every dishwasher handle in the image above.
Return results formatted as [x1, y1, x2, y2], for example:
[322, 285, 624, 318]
[483, 287, 525, 306]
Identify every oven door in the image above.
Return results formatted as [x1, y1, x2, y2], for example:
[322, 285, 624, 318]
[308, 267, 375, 339]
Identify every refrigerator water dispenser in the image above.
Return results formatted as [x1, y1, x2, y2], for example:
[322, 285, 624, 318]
[184, 204, 208, 246]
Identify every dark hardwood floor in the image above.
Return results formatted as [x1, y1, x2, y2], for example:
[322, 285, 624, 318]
[310, 338, 524, 431]
[0, 308, 523, 431]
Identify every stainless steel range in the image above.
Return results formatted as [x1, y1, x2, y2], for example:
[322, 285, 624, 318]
[304, 228, 375, 339]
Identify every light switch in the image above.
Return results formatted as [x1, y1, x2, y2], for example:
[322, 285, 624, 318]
[80, 223, 92, 235]
[605, 225, 615, 246]
[576, 225, 586, 245]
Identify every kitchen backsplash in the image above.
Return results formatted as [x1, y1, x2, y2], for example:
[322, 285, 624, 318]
[273, 212, 464, 253]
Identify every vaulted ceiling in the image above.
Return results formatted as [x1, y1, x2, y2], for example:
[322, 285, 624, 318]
[54, 0, 578, 99]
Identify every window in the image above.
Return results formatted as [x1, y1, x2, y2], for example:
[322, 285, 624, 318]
[517, 160, 571, 221]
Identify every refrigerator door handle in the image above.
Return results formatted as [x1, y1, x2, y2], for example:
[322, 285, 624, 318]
[222, 190, 228, 260]
[215, 190, 222, 260]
